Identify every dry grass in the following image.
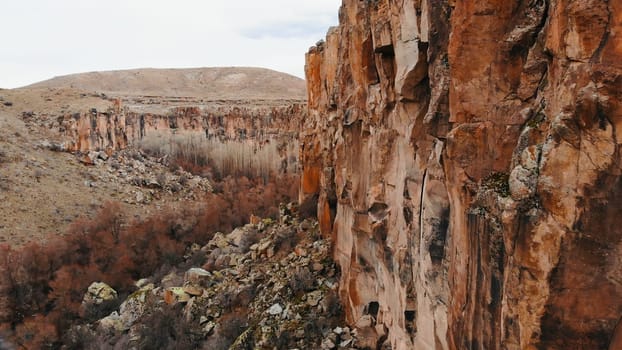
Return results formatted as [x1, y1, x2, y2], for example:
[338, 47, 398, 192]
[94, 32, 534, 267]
[138, 131, 299, 181]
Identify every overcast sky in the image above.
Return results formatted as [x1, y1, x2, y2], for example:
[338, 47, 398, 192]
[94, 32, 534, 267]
[0, 0, 342, 88]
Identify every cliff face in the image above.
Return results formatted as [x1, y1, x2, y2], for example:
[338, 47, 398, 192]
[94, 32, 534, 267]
[301, 1, 622, 349]
[50, 99, 305, 152]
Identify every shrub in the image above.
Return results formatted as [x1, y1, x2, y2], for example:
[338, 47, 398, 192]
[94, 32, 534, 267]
[14, 314, 58, 349]
[82, 297, 122, 323]
[232, 285, 258, 311]
[0, 169, 300, 347]
[203, 313, 248, 350]
[482, 172, 510, 197]
[323, 290, 343, 318]
[61, 325, 97, 350]
[298, 194, 319, 219]
[137, 304, 201, 350]
[273, 225, 300, 256]
[288, 267, 315, 295]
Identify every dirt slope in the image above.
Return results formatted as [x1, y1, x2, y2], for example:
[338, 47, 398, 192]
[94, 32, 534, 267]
[0, 66, 304, 247]
[0, 89, 209, 246]
[24, 67, 307, 100]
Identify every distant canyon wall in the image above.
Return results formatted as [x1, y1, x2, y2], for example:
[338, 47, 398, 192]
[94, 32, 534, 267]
[53, 99, 305, 152]
[301, 0, 622, 349]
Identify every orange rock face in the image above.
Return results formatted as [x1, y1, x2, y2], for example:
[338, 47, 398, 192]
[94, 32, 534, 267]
[55, 102, 305, 152]
[301, 0, 622, 349]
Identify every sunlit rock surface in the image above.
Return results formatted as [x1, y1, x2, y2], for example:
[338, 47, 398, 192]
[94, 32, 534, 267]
[301, 0, 622, 348]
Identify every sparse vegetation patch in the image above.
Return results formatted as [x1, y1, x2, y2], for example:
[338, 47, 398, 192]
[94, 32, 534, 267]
[482, 172, 510, 197]
[0, 167, 299, 347]
[138, 132, 299, 181]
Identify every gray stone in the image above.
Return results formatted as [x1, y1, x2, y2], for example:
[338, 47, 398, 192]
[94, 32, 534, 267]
[509, 165, 536, 201]
[98, 312, 125, 332]
[267, 303, 283, 315]
[118, 285, 153, 330]
[185, 267, 211, 287]
[135, 191, 145, 203]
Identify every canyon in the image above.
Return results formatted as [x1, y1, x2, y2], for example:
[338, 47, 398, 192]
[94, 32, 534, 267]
[301, 0, 622, 349]
[0, 1, 621, 349]
[0, 68, 305, 246]
[18, 67, 306, 153]
[32, 97, 304, 155]
[0, 68, 319, 349]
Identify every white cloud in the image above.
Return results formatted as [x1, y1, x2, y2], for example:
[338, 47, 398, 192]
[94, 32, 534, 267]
[0, 0, 341, 88]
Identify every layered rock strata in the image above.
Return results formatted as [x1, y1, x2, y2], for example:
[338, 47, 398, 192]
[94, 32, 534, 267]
[301, 0, 622, 349]
[44, 99, 305, 152]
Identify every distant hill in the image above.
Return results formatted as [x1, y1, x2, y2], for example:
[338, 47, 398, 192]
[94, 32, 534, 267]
[24, 67, 307, 100]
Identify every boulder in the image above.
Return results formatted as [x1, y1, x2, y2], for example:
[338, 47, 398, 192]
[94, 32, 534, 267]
[267, 303, 283, 316]
[98, 312, 125, 333]
[83, 282, 118, 306]
[117, 284, 153, 330]
[184, 267, 211, 287]
[164, 287, 191, 305]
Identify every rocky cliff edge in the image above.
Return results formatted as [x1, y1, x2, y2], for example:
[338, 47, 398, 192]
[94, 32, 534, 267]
[301, 1, 622, 349]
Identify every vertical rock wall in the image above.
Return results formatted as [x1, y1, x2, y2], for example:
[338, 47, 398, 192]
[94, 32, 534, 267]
[52, 102, 305, 152]
[301, 0, 622, 349]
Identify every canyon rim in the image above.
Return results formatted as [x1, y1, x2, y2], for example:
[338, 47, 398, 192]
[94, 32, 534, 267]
[0, 0, 621, 349]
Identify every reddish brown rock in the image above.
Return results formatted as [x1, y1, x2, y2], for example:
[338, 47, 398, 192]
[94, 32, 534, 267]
[302, 0, 622, 349]
[53, 101, 305, 152]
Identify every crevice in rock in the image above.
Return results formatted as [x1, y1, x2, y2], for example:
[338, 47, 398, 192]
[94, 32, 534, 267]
[383, 245, 394, 273]
[366, 301, 380, 318]
[590, 0, 612, 63]
[374, 44, 394, 57]
[368, 202, 389, 223]
[399, 42, 430, 102]
[364, 36, 380, 85]
[403, 206, 413, 226]
[405, 310, 416, 322]
[90, 114, 97, 132]
[429, 209, 450, 266]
